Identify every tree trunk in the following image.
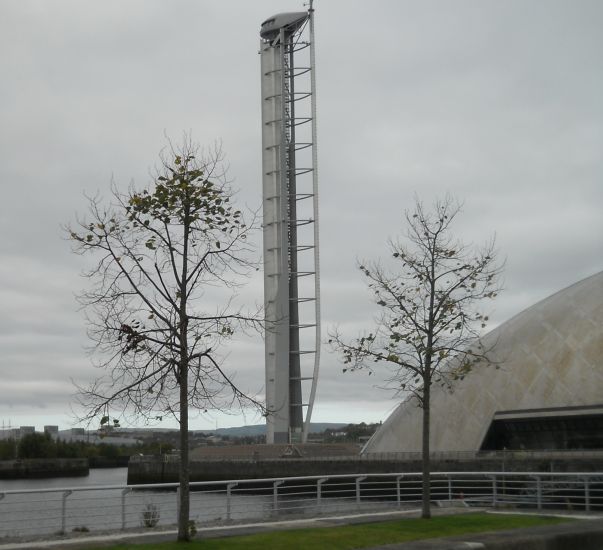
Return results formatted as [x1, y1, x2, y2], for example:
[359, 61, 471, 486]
[421, 382, 431, 519]
[177, 364, 190, 541]
[177, 196, 191, 541]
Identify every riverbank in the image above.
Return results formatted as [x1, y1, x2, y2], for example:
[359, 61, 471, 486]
[0, 458, 88, 479]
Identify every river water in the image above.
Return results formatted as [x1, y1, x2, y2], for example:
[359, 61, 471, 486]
[0, 467, 276, 538]
[0, 468, 378, 538]
[0, 466, 128, 491]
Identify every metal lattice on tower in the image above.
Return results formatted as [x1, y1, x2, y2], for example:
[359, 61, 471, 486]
[260, 4, 320, 444]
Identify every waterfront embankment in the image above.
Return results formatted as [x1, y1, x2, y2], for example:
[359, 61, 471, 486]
[127, 452, 603, 484]
[0, 458, 88, 479]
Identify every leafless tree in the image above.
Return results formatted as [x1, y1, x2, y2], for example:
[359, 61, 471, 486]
[329, 195, 503, 519]
[67, 138, 262, 541]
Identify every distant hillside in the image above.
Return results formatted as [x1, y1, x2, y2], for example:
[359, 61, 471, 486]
[213, 422, 347, 437]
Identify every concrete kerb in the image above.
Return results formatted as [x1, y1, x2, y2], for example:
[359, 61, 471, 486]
[1, 508, 602, 550]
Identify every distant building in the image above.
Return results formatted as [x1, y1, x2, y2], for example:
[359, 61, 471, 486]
[44, 425, 59, 437]
[364, 272, 603, 454]
[56, 428, 141, 447]
[19, 426, 35, 437]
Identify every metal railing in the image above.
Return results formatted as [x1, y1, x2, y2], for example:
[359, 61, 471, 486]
[1, 471, 602, 539]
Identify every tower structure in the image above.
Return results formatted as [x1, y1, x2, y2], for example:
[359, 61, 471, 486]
[260, 5, 320, 444]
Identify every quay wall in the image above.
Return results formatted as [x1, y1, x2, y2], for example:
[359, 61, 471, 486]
[0, 458, 89, 479]
[127, 455, 603, 484]
[89, 456, 130, 468]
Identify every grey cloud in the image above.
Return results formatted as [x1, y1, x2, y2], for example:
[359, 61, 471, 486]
[1, 0, 601, 429]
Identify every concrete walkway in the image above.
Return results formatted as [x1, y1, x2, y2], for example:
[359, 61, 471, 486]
[1, 508, 602, 550]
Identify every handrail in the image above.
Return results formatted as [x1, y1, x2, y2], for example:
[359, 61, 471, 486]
[3, 470, 603, 496]
[1, 471, 602, 539]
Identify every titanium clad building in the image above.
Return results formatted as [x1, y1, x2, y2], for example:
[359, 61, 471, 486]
[363, 271, 603, 454]
[260, 6, 321, 444]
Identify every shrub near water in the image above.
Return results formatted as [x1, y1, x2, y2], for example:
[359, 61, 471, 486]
[141, 504, 160, 528]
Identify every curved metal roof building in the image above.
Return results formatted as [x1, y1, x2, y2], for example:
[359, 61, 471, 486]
[363, 271, 603, 453]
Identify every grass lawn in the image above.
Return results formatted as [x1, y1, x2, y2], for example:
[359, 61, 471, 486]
[102, 512, 571, 550]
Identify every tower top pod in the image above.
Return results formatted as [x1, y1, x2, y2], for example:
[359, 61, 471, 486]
[260, 12, 308, 41]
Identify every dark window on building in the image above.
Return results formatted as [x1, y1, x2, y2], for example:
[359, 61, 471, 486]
[480, 414, 603, 451]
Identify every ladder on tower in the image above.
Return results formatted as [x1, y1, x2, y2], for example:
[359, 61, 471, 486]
[280, 15, 321, 443]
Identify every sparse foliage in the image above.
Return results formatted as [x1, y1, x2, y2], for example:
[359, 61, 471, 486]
[188, 520, 197, 538]
[18, 432, 57, 459]
[67, 138, 263, 541]
[329, 195, 503, 519]
[0, 438, 16, 460]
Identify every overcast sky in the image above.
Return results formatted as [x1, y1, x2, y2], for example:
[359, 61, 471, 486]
[1, 0, 602, 432]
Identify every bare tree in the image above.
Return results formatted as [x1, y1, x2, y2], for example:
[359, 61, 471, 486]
[67, 138, 262, 541]
[329, 195, 503, 519]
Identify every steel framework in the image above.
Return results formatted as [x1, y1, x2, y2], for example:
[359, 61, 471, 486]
[260, 5, 320, 444]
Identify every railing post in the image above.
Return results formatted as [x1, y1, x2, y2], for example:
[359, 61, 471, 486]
[120, 488, 131, 530]
[396, 475, 403, 507]
[226, 483, 238, 521]
[61, 490, 72, 534]
[176, 486, 180, 523]
[584, 478, 591, 512]
[273, 480, 284, 513]
[447, 475, 452, 502]
[491, 475, 497, 507]
[535, 475, 542, 511]
[317, 478, 327, 507]
[355, 476, 367, 506]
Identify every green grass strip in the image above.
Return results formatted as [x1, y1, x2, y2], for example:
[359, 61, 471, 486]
[104, 513, 570, 550]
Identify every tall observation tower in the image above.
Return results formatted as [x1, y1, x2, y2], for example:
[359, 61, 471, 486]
[260, 4, 320, 444]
